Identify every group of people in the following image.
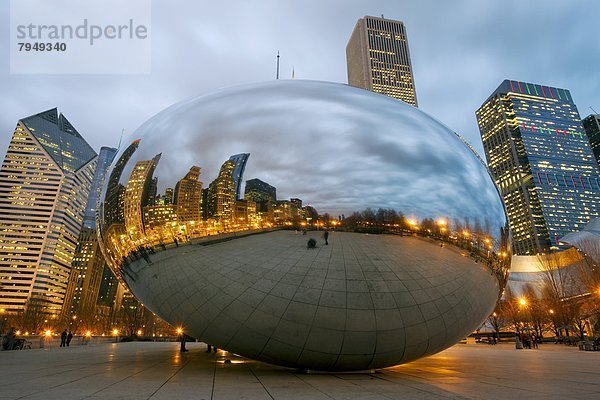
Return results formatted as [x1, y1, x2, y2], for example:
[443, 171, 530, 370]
[60, 329, 74, 347]
[516, 332, 539, 349]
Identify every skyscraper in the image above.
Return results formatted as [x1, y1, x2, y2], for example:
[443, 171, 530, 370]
[123, 154, 161, 242]
[206, 160, 236, 220]
[582, 114, 600, 168]
[82, 146, 117, 229]
[228, 153, 249, 200]
[62, 227, 105, 323]
[346, 15, 418, 106]
[477, 80, 600, 255]
[0, 109, 97, 315]
[244, 178, 276, 204]
[174, 166, 202, 225]
[63, 146, 116, 322]
[244, 178, 276, 215]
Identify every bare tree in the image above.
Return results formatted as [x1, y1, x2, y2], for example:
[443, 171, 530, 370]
[538, 249, 587, 340]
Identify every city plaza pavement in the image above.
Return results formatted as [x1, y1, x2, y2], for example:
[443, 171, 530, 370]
[0, 341, 598, 399]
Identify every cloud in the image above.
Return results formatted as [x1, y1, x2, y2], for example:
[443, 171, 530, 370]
[1, 0, 598, 169]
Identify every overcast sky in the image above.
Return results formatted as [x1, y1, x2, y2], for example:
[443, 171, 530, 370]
[1, 0, 599, 162]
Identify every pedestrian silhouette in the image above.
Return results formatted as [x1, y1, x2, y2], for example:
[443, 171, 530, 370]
[2, 327, 16, 350]
[60, 329, 67, 347]
[323, 230, 329, 245]
[179, 332, 188, 352]
[66, 330, 73, 347]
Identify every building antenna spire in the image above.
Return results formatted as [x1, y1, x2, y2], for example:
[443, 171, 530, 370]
[292, 66, 295, 79]
[276, 51, 280, 80]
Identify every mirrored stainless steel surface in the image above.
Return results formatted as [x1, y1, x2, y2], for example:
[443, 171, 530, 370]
[98, 80, 510, 370]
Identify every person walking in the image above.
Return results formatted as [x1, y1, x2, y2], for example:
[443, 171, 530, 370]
[179, 332, 188, 352]
[66, 330, 73, 347]
[531, 333, 539, 349]
[323, 230, 329, 245]
[60, 329, 67, 347]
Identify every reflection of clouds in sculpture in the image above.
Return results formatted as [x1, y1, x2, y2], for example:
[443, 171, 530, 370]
[116, 80, 504, 231]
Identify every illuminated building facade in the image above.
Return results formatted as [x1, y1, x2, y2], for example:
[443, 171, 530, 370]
[174, 166, 202, 225]
[123, 154, 161, 242]
[62, 227, 105, 322]
[206, 160, 235, 221]
[582, 114, 600, 168]
[0, 109, 96, 315]
[346, 15, 418, 106]
[143, 204, 178, 241]
[477, 80, 600, 255]
[244, 178, 276, 203]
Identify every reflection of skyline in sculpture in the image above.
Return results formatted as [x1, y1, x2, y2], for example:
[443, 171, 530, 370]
[100, 149, 310, 269]
[97, 80, 511, 371]
[104, 139, 140, 226]
[123, 154, 161, 242]
[228, 153, 250, 200]
[174, 166, 203, 227]
[207, 160, 236, 221]
[245, 178, 277, 213]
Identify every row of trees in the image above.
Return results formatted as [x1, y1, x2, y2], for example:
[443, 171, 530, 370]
[488, 240, 600, 341]
[1, 294, 173, 337]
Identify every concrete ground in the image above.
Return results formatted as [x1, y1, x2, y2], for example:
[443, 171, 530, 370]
[0, 341, 598, 399]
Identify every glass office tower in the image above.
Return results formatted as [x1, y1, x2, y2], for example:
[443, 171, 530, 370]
[346, 15, 418, 107]
[477, 80, 600, 255]
[63, 146, 116, 321]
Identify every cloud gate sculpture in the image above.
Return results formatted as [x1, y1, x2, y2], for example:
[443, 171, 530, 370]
[98, 80, 510, 371]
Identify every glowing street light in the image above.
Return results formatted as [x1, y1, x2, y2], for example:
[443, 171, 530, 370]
[176, 327, 183, 335]
[519, 298, 527, 306]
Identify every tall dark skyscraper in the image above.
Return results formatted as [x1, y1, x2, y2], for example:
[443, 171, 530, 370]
[228, 153, 250, 200]
[0, 109, 97, 315]
[64, 146, 116, 321]
[346, 15, 418, 106]
[477, 80, 600, 255]
[83, 146, 117, 229]
[582, 114, 600, 168]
